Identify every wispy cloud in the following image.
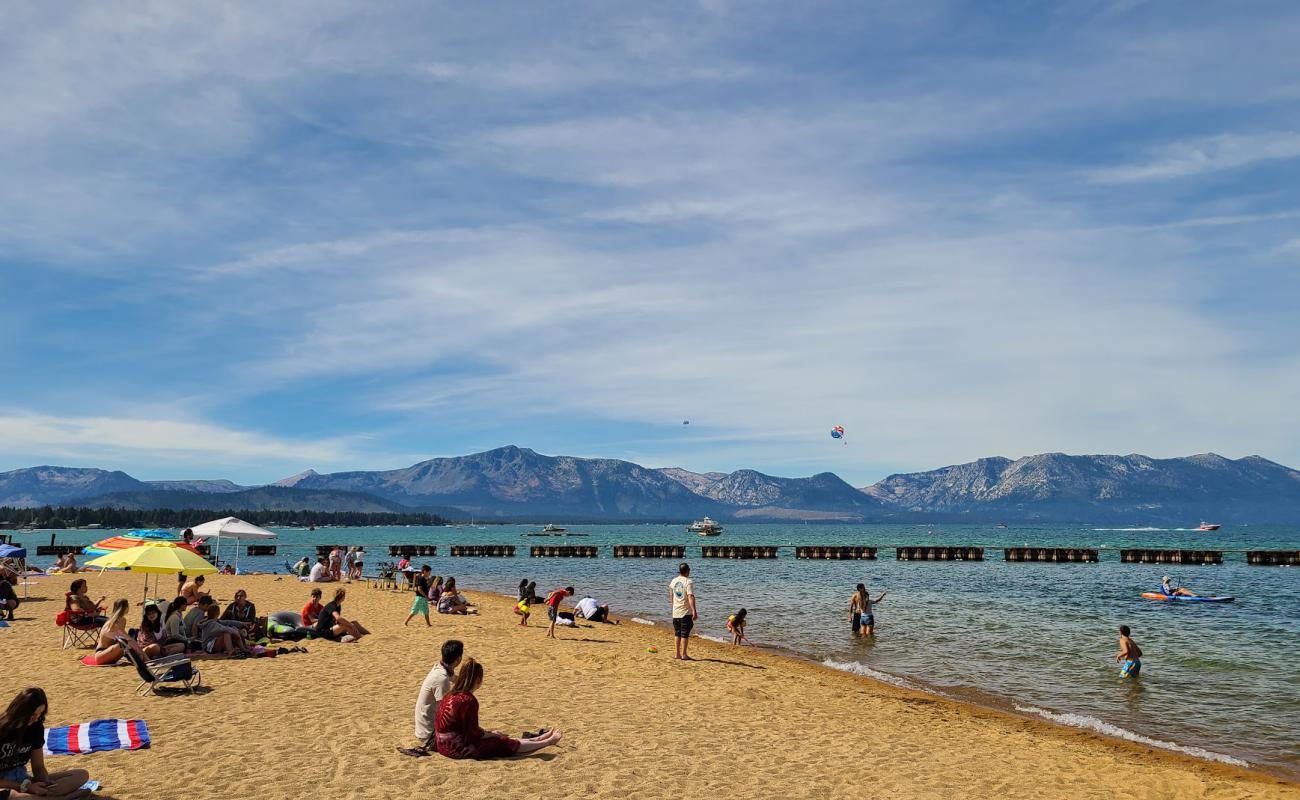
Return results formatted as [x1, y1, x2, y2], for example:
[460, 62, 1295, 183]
[0, 411, 357, 474]
[1090, 132, 1300, 183]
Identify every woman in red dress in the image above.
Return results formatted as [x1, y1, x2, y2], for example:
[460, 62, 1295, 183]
[433, 658, 562, 759]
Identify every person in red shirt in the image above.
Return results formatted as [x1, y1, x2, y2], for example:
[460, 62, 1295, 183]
[433, 659, 562, 760]
[543, 587, 573, 640]
[301, 588, 324, 627]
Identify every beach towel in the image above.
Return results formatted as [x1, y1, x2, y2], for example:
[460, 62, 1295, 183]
[79, 654, 129, 667]
[44, 719, 151, 755]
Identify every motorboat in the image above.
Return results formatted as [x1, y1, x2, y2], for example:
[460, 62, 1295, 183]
[542, 523, 567, 533]
[687, 517, 723, 536]
[1197, 522, 1221, 531]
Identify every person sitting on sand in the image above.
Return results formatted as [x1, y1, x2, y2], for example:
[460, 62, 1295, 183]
[221, 589, 266, 639]
[309, 557, 332, 583]
[163, 597, 195, 651]
[437, 578, 470, 615]
[180, 575, 210, 606]
[405, 566, 433, 627]
[182, 595, 216, 639]
[292, 557, 310, 578]
[849, 583, 886, 636]
[314, 588, 370, 642]
[91, 599, 140, 665]
[544, 587, 574, 639]
[136, 603, 186, 660]
[574, 596, 614, 624]
[198, 603, 249, 656]
[415, 639, 463, 747]
[1116, 624, 1143, 678]
[433, 658, 562, 760]
[428, 576, 444, 605]
[0, 688, 93, 800]
[1159, 576, 1197, 598]
[53, 553, 78, 574]
[727, 608, 748, 645]
[301, 588, 324, 627]
[64, 579, 106, 627]
[49, 554, 69, 574]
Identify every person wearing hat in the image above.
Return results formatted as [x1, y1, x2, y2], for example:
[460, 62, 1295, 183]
[1159, 576, 1197, 597]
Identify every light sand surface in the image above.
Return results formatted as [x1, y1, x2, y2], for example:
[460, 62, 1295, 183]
[2, 571, 1296, 800]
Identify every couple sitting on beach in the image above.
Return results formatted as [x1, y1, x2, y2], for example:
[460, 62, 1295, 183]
[412, 640, 562, 760]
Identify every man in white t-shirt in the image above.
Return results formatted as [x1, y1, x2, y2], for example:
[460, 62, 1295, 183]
[668, 562, 698, 660]
[574, 596, 612, 623]
[308, 557, 331, 583]
[414, 639, 463, 747]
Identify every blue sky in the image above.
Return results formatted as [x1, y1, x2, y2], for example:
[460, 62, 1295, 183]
[2, 1, 1298, 486]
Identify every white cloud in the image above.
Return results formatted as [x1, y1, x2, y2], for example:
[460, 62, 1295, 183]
[0, 411, 353, 471]
[1090, 132, 1300, 183]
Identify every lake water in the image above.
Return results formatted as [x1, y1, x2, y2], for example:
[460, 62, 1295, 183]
[14, 522, 1299, 776]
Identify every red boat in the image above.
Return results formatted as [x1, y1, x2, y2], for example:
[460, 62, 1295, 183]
[1197, 522, 1221, 531]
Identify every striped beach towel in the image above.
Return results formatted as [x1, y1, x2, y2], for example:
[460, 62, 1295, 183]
[44, 719, 150, 756]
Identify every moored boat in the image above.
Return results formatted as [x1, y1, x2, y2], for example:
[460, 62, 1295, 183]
[687, 517, 723, 536]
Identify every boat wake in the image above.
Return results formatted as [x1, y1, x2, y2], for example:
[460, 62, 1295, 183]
[1014, 705, 1247, 767]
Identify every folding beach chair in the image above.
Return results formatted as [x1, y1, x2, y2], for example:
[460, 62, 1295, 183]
[59, 615, 98, 650]
[118, 638, 202, 696]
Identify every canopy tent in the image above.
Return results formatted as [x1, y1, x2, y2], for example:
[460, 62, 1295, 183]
[0, 543, 29, 598]
[187, 517, 277, 573]
[86, 541, 218, 604]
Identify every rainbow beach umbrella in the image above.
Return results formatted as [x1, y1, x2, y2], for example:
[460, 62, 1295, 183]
[86, 542, 217, 604]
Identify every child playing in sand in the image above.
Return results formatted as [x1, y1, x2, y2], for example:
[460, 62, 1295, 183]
[544, 587, 573, 639]
[1116, 625, 1142, 678]
[727, 608, 748, 645]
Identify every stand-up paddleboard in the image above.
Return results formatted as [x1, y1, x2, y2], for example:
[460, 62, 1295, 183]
[1140, 592, 1234, 603]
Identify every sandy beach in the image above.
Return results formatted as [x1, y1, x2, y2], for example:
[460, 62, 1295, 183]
[1, 571, 1295, 800]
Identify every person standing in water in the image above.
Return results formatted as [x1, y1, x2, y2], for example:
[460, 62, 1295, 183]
[849, 583, 886, 636]
[669, 563, 698, 660]
[1116, 625, 1142, 678]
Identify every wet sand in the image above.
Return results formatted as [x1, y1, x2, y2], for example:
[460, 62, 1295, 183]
[2, 572, 1296, 800]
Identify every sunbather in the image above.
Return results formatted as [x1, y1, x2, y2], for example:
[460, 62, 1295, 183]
[64, 579, 106, 627]
[91, 599, 140, 665]
[179, 575, 210, 606]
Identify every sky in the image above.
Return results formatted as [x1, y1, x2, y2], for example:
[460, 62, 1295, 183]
[1, 0, 1299, 486]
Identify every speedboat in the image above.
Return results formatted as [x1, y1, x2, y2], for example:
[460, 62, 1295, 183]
[1197, 522, 1221, 531]
[542, 523, 567, 533]
[687, 517, 723, 536]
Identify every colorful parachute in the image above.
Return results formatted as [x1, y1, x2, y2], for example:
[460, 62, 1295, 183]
[831, 425, 845, 441]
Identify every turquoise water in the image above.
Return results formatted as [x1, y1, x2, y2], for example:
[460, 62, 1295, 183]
[16, 523, 1299, 776]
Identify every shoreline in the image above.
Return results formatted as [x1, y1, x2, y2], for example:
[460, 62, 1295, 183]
[3, 572, 1296, 799]
[599, 598, 1292, 784]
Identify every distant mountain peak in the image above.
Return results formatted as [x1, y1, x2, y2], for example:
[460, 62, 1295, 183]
[272, 469, 320, 487]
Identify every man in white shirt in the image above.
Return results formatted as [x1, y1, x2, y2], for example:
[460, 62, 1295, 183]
[414, 639, 464, 746]
[574, 596, 612, 623]
[308, 557, 332, 583]
[669, 562, 698, 660]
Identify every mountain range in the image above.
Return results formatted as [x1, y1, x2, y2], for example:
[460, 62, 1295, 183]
[2, 447, 1298, 523]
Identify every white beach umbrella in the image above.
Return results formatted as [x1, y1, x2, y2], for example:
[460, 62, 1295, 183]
[187, 517, 277, 573]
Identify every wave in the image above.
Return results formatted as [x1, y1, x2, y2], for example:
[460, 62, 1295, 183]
[821, 658, 924, 692]
[1014, 705, 1248, 767]
[1091, 527, 1168, 531]
[630, 617, 655, 626]
[698, 633, 729, 644]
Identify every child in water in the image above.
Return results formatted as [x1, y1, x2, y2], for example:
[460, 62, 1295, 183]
[1116, 624, 1142, 678]
[727, 608, 748, 645]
